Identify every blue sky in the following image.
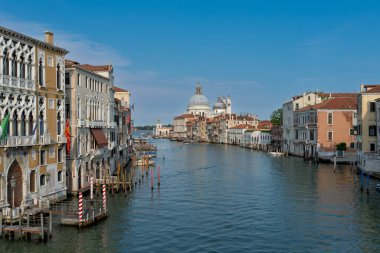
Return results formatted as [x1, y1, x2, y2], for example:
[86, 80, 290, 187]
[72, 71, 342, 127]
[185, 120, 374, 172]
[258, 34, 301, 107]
[1, 0, 380, 125]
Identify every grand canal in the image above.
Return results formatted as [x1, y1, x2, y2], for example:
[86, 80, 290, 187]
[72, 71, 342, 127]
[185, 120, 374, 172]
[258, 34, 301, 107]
[2, 138, 380, 252]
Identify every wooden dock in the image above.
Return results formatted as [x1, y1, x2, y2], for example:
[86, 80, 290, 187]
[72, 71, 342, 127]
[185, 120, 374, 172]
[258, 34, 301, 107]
[61, 212, 107, 227]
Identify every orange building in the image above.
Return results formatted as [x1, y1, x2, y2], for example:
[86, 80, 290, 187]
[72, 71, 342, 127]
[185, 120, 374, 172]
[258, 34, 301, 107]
[294, 96, 357, 159]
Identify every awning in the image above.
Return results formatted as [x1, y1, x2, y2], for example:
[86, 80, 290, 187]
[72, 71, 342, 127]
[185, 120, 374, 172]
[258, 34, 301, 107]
[90, 128, 108, 148]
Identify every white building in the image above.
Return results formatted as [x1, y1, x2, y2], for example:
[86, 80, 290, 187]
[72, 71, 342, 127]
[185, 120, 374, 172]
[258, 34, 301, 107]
[65, 60, 115, 194]
[154, 119, 172, 137]
[243, 130, 272, 149]
[213, 96, 231, 115]
[227, 124, 255, 145]
[187, 82, 211, 116]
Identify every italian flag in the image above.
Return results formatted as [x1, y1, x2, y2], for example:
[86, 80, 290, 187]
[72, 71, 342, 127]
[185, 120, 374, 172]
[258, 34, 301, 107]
[0, 114, 9, 139]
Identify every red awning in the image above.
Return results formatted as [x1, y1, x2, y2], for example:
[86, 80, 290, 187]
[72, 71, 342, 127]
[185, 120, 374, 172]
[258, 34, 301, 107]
[90, 128, 108, 148]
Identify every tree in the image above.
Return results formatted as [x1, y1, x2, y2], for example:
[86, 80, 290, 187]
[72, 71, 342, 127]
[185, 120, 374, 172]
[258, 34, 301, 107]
[270, 108, 283, 126]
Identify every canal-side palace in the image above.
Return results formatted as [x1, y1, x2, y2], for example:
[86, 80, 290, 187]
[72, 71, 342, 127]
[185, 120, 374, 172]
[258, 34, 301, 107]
[0, 26, 133, 215]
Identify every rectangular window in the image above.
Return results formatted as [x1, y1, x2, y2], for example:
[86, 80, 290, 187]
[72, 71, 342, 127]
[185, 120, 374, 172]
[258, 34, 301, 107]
[40, 150, 46, 165]
[328, 130, 333, 142]
[77, 74, 80, 86]
[30, 171, 36, 193]
[40, 174, 45, 186]
[48, 98, 54, 109]
[350, 128, 355, 135]
[65, 73, 71, 85]
[86, 77, 88, 89]
[58, 171, 63, 182]
[328, 113, 333, 125]
[295, 103, 299, 110]
[369, 125, 377, 136]
[350, 142, 355, 149]
[370, 143, 376, 152]
[370, 102, 376, 112]
[58, 148, 63, 162]
[49, 147, 55, 158]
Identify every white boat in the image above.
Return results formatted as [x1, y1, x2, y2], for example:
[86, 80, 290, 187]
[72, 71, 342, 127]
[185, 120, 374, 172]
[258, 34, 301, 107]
[134, 160, 156, 166]
[269, 152, 285, 157]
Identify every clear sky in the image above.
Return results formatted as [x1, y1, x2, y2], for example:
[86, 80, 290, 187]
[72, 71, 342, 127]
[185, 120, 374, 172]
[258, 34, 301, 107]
[1, 0, 379, 125]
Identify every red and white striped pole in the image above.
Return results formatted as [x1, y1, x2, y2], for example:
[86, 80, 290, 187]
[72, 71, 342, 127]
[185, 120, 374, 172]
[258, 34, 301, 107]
[150, 168, 154, 190]
[157, 166, 161, 186]
[90, 176, 93, 200]
[102, 184, 106, 214]
[78, 192, 83, 223]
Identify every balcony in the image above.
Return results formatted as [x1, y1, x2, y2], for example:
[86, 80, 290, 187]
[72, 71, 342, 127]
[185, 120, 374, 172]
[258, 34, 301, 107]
[0, 135, 37, 147]
[108, 122, 117, 128]
[77, 119, 85, 127]
[39, 134, 51, 145]
[0, 74, 35, 90]
[57, 135, 67, 143]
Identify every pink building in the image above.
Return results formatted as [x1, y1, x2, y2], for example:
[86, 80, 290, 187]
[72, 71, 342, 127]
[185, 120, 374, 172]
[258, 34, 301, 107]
[294, 96, 357, 160]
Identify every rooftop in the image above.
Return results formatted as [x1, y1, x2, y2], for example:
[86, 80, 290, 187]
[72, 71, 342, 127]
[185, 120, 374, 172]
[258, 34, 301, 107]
[298, 97, 357, 111]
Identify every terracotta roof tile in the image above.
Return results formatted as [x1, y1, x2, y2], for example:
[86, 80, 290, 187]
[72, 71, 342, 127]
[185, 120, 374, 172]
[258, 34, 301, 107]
[364, 85, 380, 93]
[230, 124, 256, 130]
[298, 97, 357, 111]
[113, 86, 128, 92]
[79, 64, 113, 72]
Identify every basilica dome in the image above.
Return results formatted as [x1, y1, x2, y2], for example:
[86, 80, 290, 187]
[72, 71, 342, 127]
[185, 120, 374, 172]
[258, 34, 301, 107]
[213, 97, 226, 110]
[187, 83, 211, 116]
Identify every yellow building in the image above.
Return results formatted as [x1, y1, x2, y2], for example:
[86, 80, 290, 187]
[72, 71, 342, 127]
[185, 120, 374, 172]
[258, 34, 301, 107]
[0, 26, 68, 214]
[357, 84, 380, 173]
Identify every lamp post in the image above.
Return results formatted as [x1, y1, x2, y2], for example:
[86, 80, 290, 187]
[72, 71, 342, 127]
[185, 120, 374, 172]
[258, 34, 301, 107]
[10, 176, 16, 225]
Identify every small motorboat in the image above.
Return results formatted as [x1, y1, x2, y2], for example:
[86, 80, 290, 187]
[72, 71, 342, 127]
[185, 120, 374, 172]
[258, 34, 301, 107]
[268, 152, 285, 157]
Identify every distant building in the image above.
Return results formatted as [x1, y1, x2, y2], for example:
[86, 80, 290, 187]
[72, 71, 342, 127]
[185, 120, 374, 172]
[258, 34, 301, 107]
[187, 82, 211, 117]
[294, 96, 357, 159]
[227, 124, 255, 145]
[154, 119, 172, 137]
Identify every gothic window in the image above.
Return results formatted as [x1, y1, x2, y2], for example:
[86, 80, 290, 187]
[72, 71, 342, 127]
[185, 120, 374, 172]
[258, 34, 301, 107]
[57, 63, 61, 89]
[39, 58, 43, 86]
[11, 51, 17, 77]
[39, 111, 44, 136]
[12, 111, 18, 136]
[57, 112, 62, 135]
[20, 54, 25, 79]
[21, 112, 26, 136]
[2, 49, 9, 75]
[29, 113, 34, 135]
[27, 56, 32, 80]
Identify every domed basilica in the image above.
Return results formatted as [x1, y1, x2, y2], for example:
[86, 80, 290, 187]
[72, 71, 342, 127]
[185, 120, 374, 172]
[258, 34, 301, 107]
[187, 82, 231, 117]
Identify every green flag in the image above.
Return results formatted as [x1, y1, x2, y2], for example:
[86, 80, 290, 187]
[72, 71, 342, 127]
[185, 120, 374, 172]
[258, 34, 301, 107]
[0, 114, 10, 139]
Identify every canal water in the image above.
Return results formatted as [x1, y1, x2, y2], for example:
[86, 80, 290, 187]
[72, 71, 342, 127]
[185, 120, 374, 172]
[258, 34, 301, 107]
[2, 138, 380, 252]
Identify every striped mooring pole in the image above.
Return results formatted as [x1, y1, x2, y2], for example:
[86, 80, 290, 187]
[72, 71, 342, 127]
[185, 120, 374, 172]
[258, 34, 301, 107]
[79, 192, 83, 223]
[90, 177, 94, 200]
[102, 184, 106, 213]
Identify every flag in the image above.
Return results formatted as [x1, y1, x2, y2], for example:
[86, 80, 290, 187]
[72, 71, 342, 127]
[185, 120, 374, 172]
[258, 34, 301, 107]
[65, 119, 70, 155]
[131, 103, 134, 111]
[0, 113, 10, 140]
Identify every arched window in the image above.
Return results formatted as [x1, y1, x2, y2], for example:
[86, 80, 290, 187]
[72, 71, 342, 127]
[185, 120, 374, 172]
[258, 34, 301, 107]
[28, 113, 34, 135]
[57, 112, 62, 135]
[12, 111, 18, 136]
[2, 49, 8, 75]
[39, 58, 43, 86]
[20, 111, 26, 136]
[27, 56, 32, 80]
[11, 51, 17, 77]
[39, 111, 44, 136]
[20, 54, 25, 79]
[328, 113, 333, 125]
[56, 63, 61, 89]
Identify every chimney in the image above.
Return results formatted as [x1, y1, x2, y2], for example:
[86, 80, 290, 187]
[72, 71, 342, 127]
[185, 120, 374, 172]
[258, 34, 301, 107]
[45, 31, 54, 45]
[360, 84, 365, 92]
